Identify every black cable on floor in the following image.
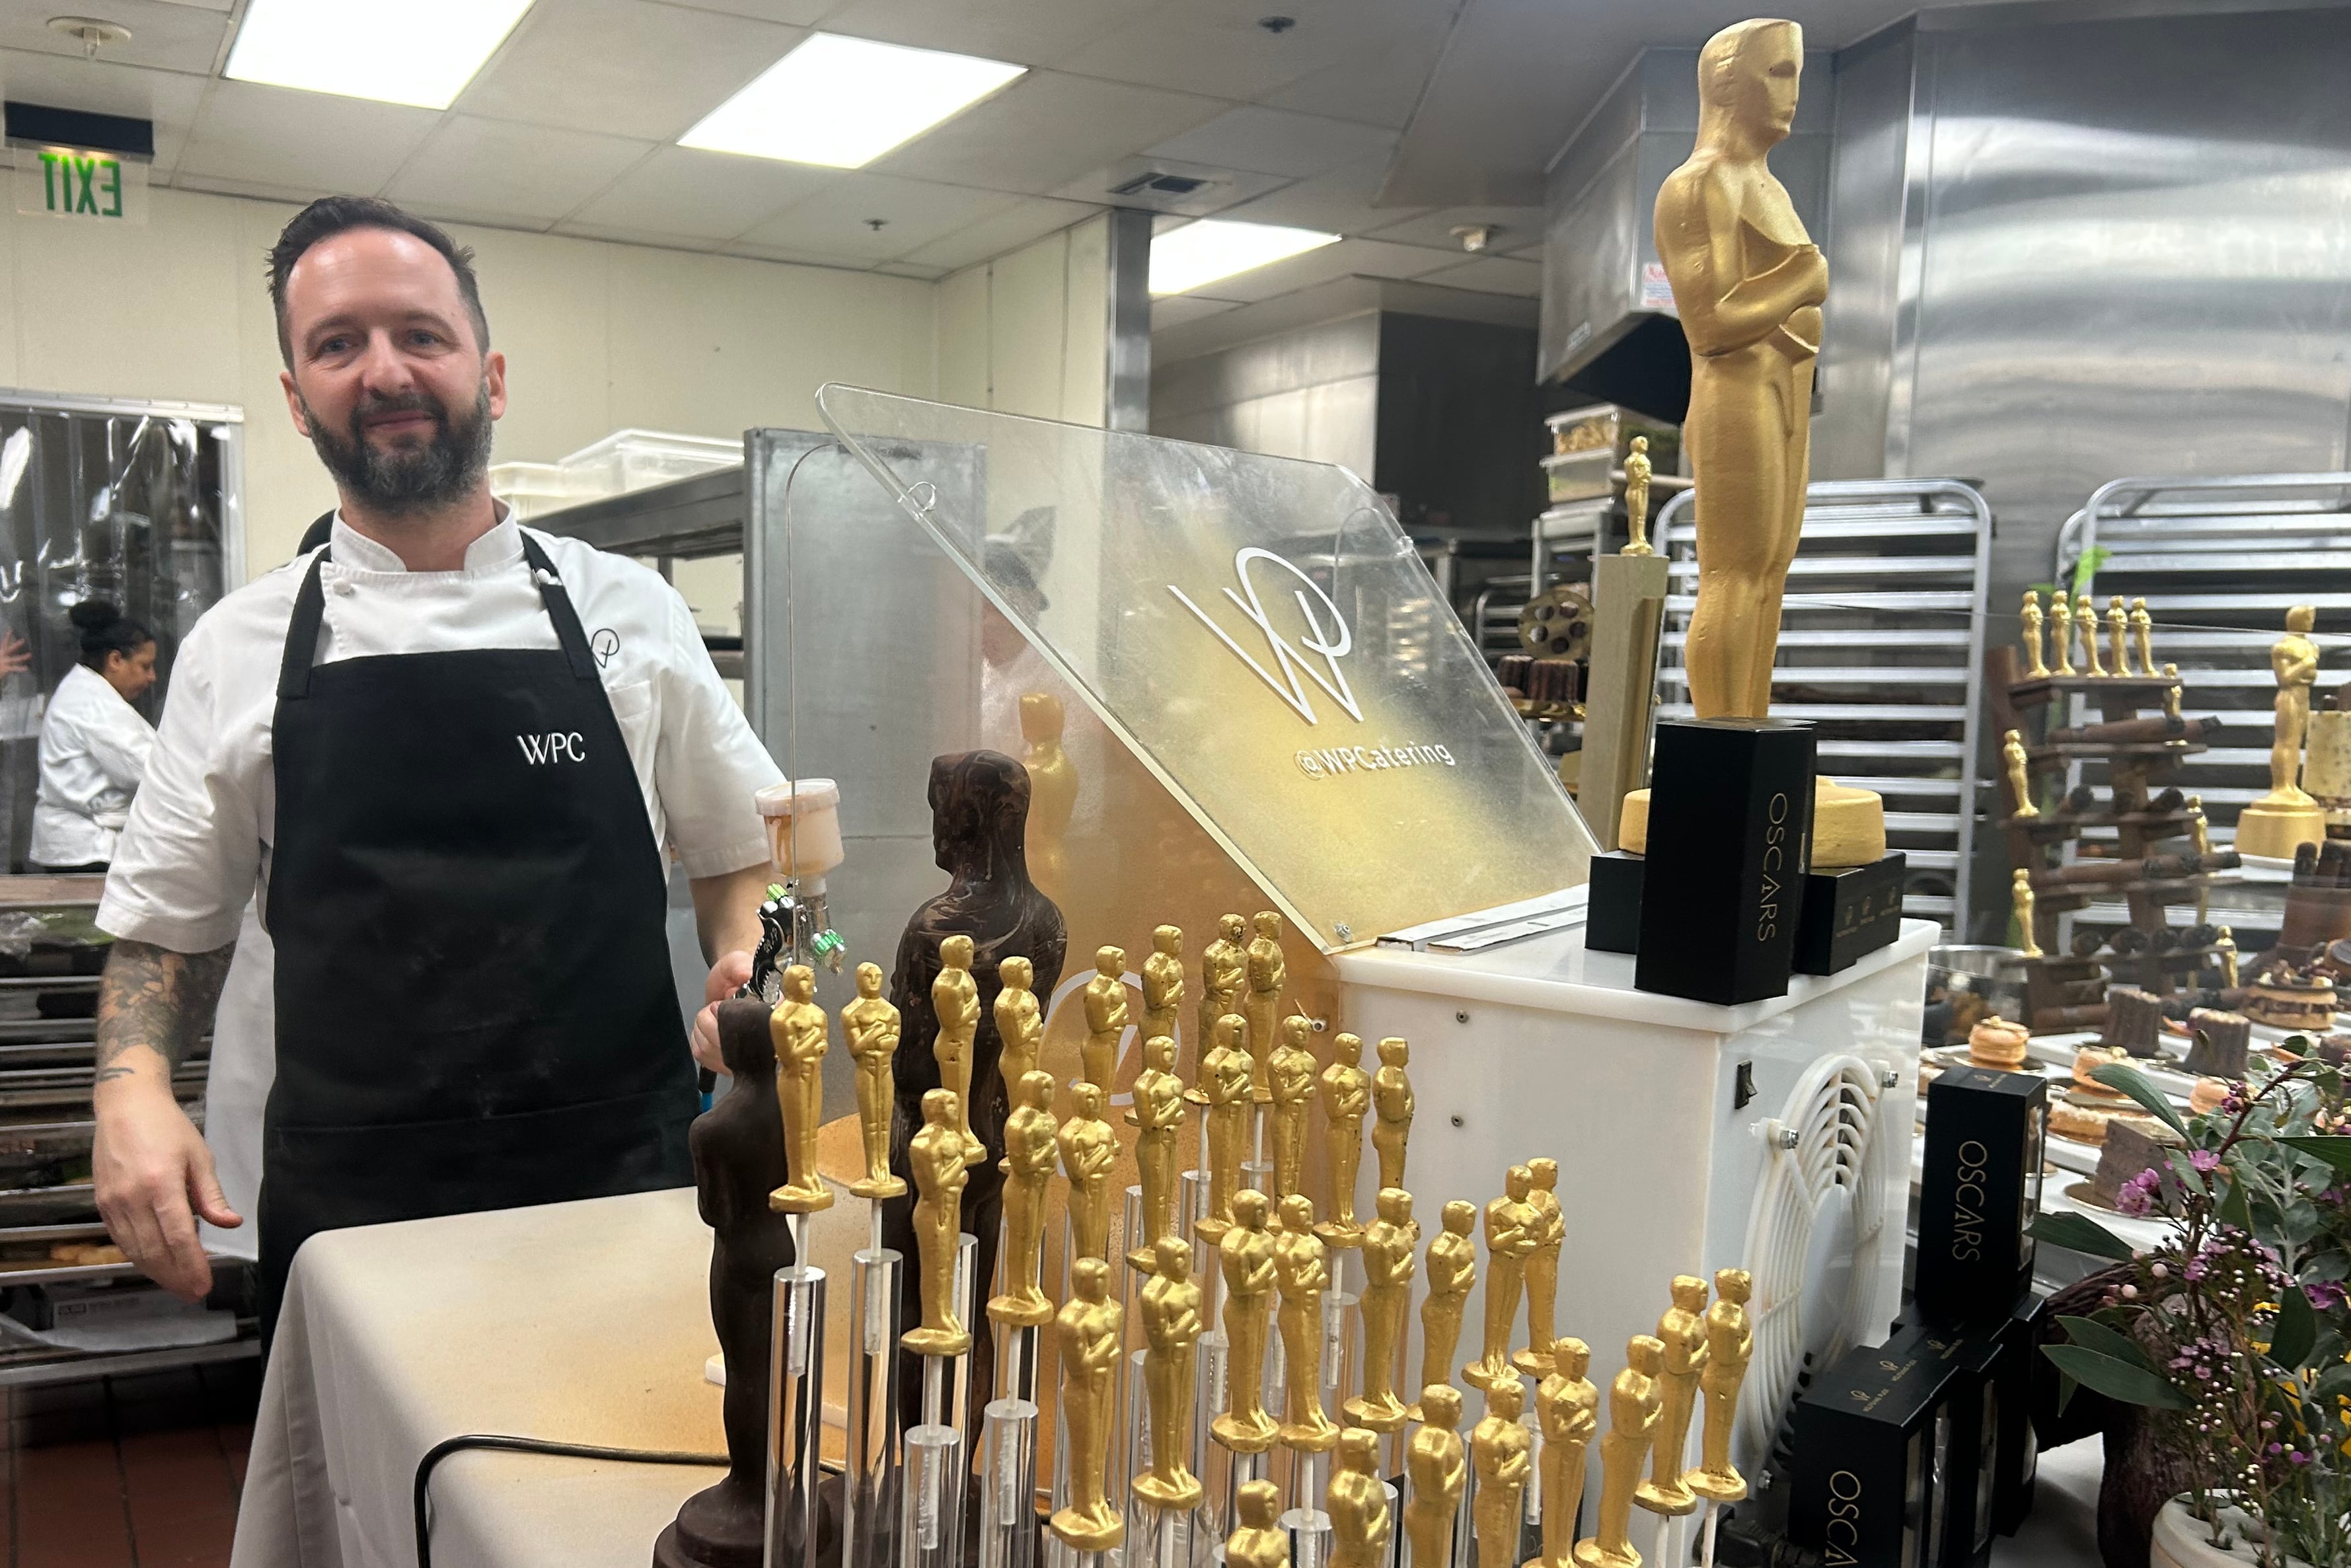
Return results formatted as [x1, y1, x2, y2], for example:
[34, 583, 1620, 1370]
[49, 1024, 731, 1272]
[412, 1433, 726, 1568]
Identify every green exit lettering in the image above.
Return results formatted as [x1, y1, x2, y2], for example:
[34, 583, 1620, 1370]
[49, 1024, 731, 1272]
[37, 151, 124, 219]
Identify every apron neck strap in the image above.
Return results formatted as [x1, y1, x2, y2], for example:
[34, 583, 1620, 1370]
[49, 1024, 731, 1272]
[277, 530, 601, 702]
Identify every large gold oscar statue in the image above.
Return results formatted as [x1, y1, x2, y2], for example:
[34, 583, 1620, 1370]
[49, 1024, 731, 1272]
[1269, 1017, 1318, 1207]
[1466, 1166, 1537, 1391]
[842, 963, 906, 1200]
[1372, 1037, 1414, 1192]
[1625, 17, 1884, 868]
[1059, 1080, 1117, 1263]
[1633, 1277, 1709, 1517]
[1081, 946, 1129, 1092]
[1405, 1387, 1469, 1568]
[1142, 924, 1186, 1074]
[932, 935, 986, 1166]
[1019, 691, 1076, 901]
[1213, 1190, 1281, 1454]
[767, 964, 833, 1213]
[1135, 1236, 1207, 1510]
[1532, 1339, 1600, 1568]
[1051, 1256, 1126, 1551]
[1275, 1193, 1340, 1452]
[1472, 1379, 1535, 1568]
[1244, 913, 1286, 1100]
[902, 1088, 972, 1355]
[1514, 1158, 1565, 1375]
[1198, 1015, 1253, 1243]
[1345, 1188, 1419, 1432]
[993, 955, 1043, 1095]
[1329, 1427, 1392, 1568]
[1575, 1337, 1665, 1568]
[989, 1069, 1058, 1327]
[2237, 605, 2328, 858]
[1127, 1033, 1187, 1270]
[1414, 1199, 1477, 1420]
[1684, 1269, 1755, 1503]
[1317, 1033, 1371, 1246]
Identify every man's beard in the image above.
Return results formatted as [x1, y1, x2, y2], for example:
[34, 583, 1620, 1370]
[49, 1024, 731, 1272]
[301, 383, 494, 516]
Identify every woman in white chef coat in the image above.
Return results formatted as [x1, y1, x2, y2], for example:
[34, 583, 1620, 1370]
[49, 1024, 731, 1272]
[31, 599, 158, 872]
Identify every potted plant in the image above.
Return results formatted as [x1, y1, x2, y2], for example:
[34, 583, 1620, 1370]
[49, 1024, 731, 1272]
[2033, 1048, 2351, 1567]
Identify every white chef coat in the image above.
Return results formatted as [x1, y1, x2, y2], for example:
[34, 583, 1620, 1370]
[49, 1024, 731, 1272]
[30, 662, 156, 866]
[102, 513, 783, 1259]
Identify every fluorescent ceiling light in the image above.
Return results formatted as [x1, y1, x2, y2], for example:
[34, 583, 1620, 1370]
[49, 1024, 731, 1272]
[1150, 220, 1342, 296]
[681, 34, 1026, 169]
[227, 0, 534, 110]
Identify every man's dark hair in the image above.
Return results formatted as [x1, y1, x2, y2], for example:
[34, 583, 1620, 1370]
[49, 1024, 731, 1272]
[268, 196, 490, 366]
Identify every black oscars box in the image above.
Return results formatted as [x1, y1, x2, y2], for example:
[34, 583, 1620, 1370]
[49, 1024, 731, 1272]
[1633, 718, 1815, 1004]
[1791, 1337, 1959, 1568]
[1996, 1290, 2048, 1536]
[1915, 1066, 2048, 1325]
[1898, 1320, 2010, 1568]
[1793, 851, 1907, 975]
[1586, 850, 1643, 953]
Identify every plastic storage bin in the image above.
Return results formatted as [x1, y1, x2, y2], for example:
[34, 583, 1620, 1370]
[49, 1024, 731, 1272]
[555, 429, 741, 499]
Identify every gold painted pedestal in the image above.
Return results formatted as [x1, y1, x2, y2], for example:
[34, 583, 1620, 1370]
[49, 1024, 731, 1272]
[2237, 786, 2327, 859]
[1618, 774, 1885, 868]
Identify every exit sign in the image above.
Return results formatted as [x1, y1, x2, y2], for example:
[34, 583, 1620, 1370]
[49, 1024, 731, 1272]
[15, 147, 148, 225]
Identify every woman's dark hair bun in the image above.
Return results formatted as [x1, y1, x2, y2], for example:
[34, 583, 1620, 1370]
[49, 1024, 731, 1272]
[68, 599, 121, 633]
[71, 599, 151, 669]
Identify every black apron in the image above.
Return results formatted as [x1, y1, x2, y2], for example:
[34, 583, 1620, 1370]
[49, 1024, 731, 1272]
[256, 526, 695, 1337]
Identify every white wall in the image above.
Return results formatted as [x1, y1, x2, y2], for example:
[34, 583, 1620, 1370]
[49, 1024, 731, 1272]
[0, 187, 941, 578]
[934, 214, 1109, 426]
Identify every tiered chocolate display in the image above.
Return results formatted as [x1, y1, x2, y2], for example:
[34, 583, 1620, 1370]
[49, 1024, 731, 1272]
[1996, 590, 2241, 1034]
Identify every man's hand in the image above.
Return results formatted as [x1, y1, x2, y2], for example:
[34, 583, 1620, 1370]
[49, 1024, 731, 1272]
[692, 950, 753, 1074]
[93, 1080, 239, 1300]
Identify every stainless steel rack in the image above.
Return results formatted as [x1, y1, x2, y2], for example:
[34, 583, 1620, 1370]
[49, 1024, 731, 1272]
[1652, 479, 1996, 931]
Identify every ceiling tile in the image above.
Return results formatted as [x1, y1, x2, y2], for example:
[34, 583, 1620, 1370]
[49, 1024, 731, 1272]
[178, 79, 439, 195]
[1213, 153, 1425, 237]
[650, 0, 834, 24]
[1363, 204, 1546, 254]
[874, 69, 1226, 196]
[457, 0, 804, 142]
[1412, 254, 1544, 297]
[875, 259, 948, 280]
[1057, 0, 1436, 102]
[1144, 106, 1395, 180]
[897, 195, 1103, 270]
[0, 1, 228, 74]
[813, 0, 1158, 68]
[0, 52, 209, 175]
[552, 221, 724, 253]
[387, 116, 655, 226]
[1150, 294, 1240, 331]
[1258, 19, 1449, 130]
[562, 144, 832, 241]
[1049, 156, 1287, 219]
[739, 172, 1014, 262]
[1174, 235, 1461, 303]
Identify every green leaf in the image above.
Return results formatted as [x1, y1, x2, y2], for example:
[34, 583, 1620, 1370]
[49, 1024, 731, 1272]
[2055, 1366, 2078, 1417]
[2042, 1344, 2191, 1409]
[2282, 1137, 2351, 1177]
[2271, 1288, 2319, 1370]
[2031, 1209, 2139, 1261]
[2091, 1062, 2188, 1137]
[2220, 1175, 2257, 1234]
[2307, 1331, 2345, 1376]
[2310, 1362, 2351, 1404]
[2056, 1314, 2157, 1372]
[2071, 547, 2114, 597]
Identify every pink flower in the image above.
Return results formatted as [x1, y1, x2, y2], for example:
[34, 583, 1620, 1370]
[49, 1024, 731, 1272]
[2188, 1149, 2220, 1174]
[2307, 1280, 2346, 1311]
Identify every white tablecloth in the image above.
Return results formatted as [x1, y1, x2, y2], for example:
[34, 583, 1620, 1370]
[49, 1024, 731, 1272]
[230, 1185, 726, 1568]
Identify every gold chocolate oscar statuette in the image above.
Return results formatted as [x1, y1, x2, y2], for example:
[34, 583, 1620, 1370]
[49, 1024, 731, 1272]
[842, 962, 907, 1200]
[901, 1088, 972, 1355]
[2132, 597, 2155, 679]
[1684, 1269, 1754, 1505]
[1574, 1336, 1665, 1568]
[2050, 593, 2075, 677]
[1198, 1015, 1253, 1243]
[1051, 1255, 1127, 1551]
[993, 955, 1043, 1097]
[1404, 1387, 1468, 1568]
[1622, 435, 1655, 558]
[1344, 1189, 1419, 1432]
[1531, 1339, 1600, 1568]
[1466, 1166, 1537, 1392]
[1019, 691, 1076, 901]
[2003, 729, 2038, 820]
[2236, 605, 2329, 859]
[1143, 924, 1186, 1074]
[1514, 1158, 1565, 1376]
[1213, 1190, 1281, 1454]
[1060, 1080, 1117, 1263]
[1316, 1033, 1372, 1246]
[1633, 1277, 1709, 1517]
[2163, 662, 2183, 721]
[1244, 913, 1287, 1101]
[2218, 926, 2239, 990]
[1329, 1428, 1392, 1568]
[2013, 870, 2042, 960]
[2107, 595, 2133, 678]
[2019, 590, 2046, 679]
[989, 1069, 1059, 1327]
[932, 935, 986, 1166]
[1269, 1016, 1319, 1207]
[1275, 1193, 1340, 1452]
[1135, 1235, 1207, 1510]
[1372, 1037, 1414, 1193]
[1082, 945, 1129, 1092]
[1473, 1379, 1535, 1568]
[2076, 594, 2106, 678]
[1199, 914, 1247, 1067]
[767, 964, 834, 1214]
[1413, 1200, 1477, 1421]
[1127, 1033, 1187, 1271]
[1226, 1480, 1290, 1568]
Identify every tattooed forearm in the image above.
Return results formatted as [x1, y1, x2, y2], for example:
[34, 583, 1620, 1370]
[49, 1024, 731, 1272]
[94, 938, 235, 1088]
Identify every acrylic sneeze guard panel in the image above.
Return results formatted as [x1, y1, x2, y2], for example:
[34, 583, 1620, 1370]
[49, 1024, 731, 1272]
[813, 385, 1596, 950]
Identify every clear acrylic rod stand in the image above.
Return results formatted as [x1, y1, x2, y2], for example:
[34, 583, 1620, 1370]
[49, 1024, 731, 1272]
[979, 1396, 1041, 1568]
[765, 1264, 827, 1568]
[844, 1248, 904, 1568]
[903, 1423, 967, 1568]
